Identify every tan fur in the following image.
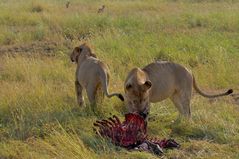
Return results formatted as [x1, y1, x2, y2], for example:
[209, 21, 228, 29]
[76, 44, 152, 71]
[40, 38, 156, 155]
[70, 43, 123, 107]
[124, 61, 233, 118]
[98, 5, 105, 13]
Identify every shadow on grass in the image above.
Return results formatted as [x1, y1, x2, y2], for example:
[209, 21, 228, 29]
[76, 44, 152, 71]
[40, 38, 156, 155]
[80, 132, 122, 154]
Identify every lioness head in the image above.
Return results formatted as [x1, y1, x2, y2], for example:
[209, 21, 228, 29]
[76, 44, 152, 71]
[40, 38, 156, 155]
[70, 43, 97, 63]
[124, 68, 152, 118]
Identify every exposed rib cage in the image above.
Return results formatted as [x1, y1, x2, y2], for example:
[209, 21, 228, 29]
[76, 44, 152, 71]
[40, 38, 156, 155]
[93, 113, 180, 155]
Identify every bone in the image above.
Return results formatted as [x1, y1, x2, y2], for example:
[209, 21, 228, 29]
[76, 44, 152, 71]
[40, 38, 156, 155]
[113, 115, 122, 125]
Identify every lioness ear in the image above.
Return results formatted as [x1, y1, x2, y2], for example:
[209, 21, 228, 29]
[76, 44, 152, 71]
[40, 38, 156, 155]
[142, 80, 152, 91]
[70, 47, 80, 62]
[75, 47, 80, 53]
[126, 83, 132, 91]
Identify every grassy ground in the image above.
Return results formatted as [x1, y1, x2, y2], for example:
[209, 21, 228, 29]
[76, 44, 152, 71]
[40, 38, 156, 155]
[0, 0, 239, 158]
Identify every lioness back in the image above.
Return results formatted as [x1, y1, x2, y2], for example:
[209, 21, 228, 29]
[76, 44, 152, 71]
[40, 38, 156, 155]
[142, 61, 192, 102]
[77, 58, 106, 87]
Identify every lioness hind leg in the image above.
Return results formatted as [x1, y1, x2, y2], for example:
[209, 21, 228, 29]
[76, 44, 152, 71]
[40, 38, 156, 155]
[86, 84, 97, 109]
[95, 84, 105, 104]
[75, 81, 84, 106]
[171, 92, 191, 118]
[170, 94, 185, 117]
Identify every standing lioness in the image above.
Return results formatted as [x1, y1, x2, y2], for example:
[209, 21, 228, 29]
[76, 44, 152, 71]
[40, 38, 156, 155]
[124, 61, 233, 118]
[70, 43, 124, 106]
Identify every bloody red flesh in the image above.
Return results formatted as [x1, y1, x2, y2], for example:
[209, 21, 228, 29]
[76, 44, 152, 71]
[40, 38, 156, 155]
[93, 113, 180, 151]
[94, 113, 147, 148]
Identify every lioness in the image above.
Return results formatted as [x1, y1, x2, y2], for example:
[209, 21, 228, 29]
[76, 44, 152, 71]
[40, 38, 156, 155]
[124, 61, 233, 118]
[70, 43, 124, 106]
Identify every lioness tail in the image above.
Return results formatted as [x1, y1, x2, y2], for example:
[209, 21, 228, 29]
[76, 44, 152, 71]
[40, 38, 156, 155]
[192, 75, 233, 98]
[99, 68, 124, 101]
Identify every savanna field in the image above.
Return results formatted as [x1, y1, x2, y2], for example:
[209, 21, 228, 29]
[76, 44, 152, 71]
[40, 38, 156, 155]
[0, 0, 239, 158]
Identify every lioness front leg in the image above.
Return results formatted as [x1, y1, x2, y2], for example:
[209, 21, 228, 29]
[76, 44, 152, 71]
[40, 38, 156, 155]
[75, 81, 84, 106]
[86, 84, 97, 105]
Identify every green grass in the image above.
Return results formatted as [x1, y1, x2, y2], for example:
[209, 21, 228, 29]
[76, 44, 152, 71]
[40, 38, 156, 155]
[0, 0, 239, 158]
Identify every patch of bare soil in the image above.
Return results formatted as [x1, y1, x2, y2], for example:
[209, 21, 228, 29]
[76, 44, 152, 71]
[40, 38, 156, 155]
[0, 41, 59, 56]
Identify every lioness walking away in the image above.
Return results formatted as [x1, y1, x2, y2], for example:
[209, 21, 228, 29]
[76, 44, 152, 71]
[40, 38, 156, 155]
[70, 43, 124, 107]
[124, 61, 233, 118]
